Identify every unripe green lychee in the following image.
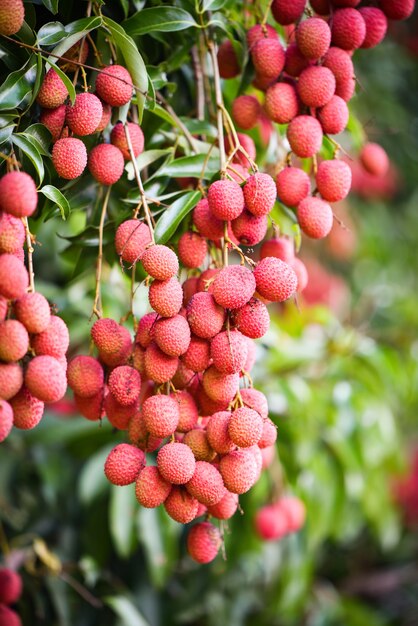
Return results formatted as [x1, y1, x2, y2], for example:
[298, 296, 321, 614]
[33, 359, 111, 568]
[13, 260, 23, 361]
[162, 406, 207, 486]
[0, 363, 23, 400]
[206, 410, 234, 454]
[141, 244, 178, 280]
[220, 448, 258, 494]
[232, 95, 261, 130]
[115, 219, 152, 265]
[0, 399, 13, 442]
[135, 465, 172, 507]
[0, 212, 25, 253]
[331, 8, 366, 50]
[157, 442, 196, 484]
[32, 315, 69, 358]
[243, 172, 277, 217]
[104, 443, 145, 486]
[287, 115, 323, 158]
[184, 429, 216, 461]
[110, 121, 144, 160]
[207, 490, 239, 520]
[296, 17, 331, 59]
[178, 232, 207, 268]
[186, 461, 225, 506]
[265, 82, 299, 124]
[144, 342, 178, 383]
[233, 297, 270, 339]
[0, 319, 29, 362]
[14, 292, 51, 334]
[213, 265, 256, 310]
[210, 329, 248, 375]
[187, 521, 222, 564]
[317, 95, 349, 135]
[202, 366, 239, 404]
[254, 257, 297, 302]
[217, 40, 240, 79]
[95, 64, 133, 106]
[164, 486, 199, 523]
[0, 171, 38, 218]
[187, 292, 225, 339]
[10, 385, 44, 429]
[0, 567, 22, 605]
[25, 356, 66, 403]
[108, 365, 141, 406]
[143, 394, 180, 438]
[251, 38, 285, 79]
[173, 389, 199, 432]
[297, 196, 333, 238]
[316, 159, 352, 202]
[66, 92, 103, 136]
[52, 137, 87, 179]
[207, 179, 245, 221]
[297, 66, 336, 108]
[182, 335, 210, 372]
[37, 69, 68, 109]
[88, 143, 125, 185]
[192, 198, 224, 241]
[0, 0, 24, 36]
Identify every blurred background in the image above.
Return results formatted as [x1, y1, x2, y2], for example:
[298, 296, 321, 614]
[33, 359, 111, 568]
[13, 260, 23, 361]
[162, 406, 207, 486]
[1, 3, 418, 626]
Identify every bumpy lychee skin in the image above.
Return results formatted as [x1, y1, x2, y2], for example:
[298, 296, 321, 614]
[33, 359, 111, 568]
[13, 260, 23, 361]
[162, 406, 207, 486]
[37, 68, 68, 109]
[187, 292, 225, 339]
[232, 95, 260, 130]
[196, 384, 229, 415]
[32, 315, 69, 358]
[317, 95, 349, 135]
[95, 100, 112, 132]
[359, 8, 388, 48]
[206, 411, 234, 454]
[258, 417, 278, 448]
[40, 104, 66, 142]
[193, 198, 224, 241]
[0, 567, 22, 605]
[276, 167, 311, 208]
[182, 335, 210, 372]
[25, 355, 66, 403]
[183, 429, 215, 461]
[255, 503, 288, 540]
[0, 399, 13, 442]
[66, 92, 103, 136]
[128, 407, 162, 451]
[0, 0, 24, 36]
[88, 143, 125, 185]
[254, 257, 297, 302]
[298, 66, 336, 108]
[0, 213, 25, 254]
[104, 393, 138, 430]
[144, 342, 178, 384]
[52, 137, 87, 179]
[182, 278, 199, 307]
[164, 486, 199, 523]
[380, 0, 414, 21]
[115, 219, 152, 265]
[228, 406, 263, 447]
[158, 442, 196, 484]
[202, 366, 239, 404]
[316, 159, 352, 202]
[323, 46, 354, 85]
[154, 314, 191, 357]
[95, 64, 133, 106]
[187, 521, 222, 564]
[173, 390, 199, 432]
[108, 365, 141, 406]
[210, 329, 248, 375]
[99, 326, 132, 369]
[265, 82, 299, 125]
[207, 179, 245, 221]
[271, 0, 306, 24]
[10, 386, 44, 429]
[186, 461, 225, 506]
[296, 17, 332, 60]
[207, 490, 239, 519]
[0, 363, 23, 400]
[231, 210, 267, 246]
[220, 449, 258, 494]
[287, 116, 323, 158]
[0, 320, 29, 362]
[335, 76, 356, 102]
[233, 297, 270, 339]
[110, 121, 144, 160]
[331, 8, 366, 50]
[291, 257, 309, 292]
[143, 394, 180, 438]
[197, 268, 218, 293]
[149, 277, 183, 318]
[213, 265, 256, 310]
[75, 387, 105, 421]
[284, 43, 309, 77]
[135, 312, 158, 348]
[0, 171, 38, 218]
[141, 244, 178, 280]
[0, 255, 27, 301]
[135, 466, 171, 507]
[178, 232, 207, 268]
[297, 196, 333, 239]
[251, 38, 285, 79]
[246, 24, 278, 49]
[91, 318, 127, 354]
[14, 292, 51, 334]
[104, 443, 145, 486]
[360, 142, 389, 177]
[243, 173, 277, 217]
[260, 237, 294, 264]
[217, 40, 240, 79]
[67, 355, 104, 398]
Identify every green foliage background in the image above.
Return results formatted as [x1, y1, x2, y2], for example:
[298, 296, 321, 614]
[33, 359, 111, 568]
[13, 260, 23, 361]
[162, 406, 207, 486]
[1, 1, 418, 625]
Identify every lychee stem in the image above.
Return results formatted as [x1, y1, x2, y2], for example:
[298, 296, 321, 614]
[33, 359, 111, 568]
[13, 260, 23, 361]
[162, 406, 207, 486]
[22, 217, 35, 293]
[260, 0, 274, 27]
[92, 185, 112, 320]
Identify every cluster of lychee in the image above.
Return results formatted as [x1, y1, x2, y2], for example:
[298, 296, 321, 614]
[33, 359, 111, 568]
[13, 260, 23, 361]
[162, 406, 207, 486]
[255, 495, 306, 541]
[217, 0, 410, 241]
[37, 58, 143, 183]
[0, 568, 22, 626]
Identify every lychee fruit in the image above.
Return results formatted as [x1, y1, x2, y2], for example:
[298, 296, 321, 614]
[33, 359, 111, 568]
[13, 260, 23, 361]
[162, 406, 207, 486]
[157, 442, 196, 484]
[172, 361, 196, 392]
[251, 38, 285, 79]
[296, 17, 331, 59]
[182, 335, 210, 372]
[206, 410, 234, 454]
[258, 417, 277, 448]
[220, 448, 258, 494]
[91, 317, 128, 354]
[233, 297, 270, 339]
[265, 82, 299, 124]
[141, 244, 178, 280]
[0, 605, 22, 626]
[243, 172, 277, 217]
[154, 314, 191, 357]
[213, 265, 256, 309]
[287, 116, 323, 158]
[202, 366, 239, 404]
[297, 66, 336, 108]
[284, 43, 309, 77]
[0, 567, 22, 605]
[360, 142, 389, 177]
[276, 166, 311, 207]
[317, 95, 349, 135]
[95, 64, 133, 106]
[232, 95, 260, 130]
[297, 196, 333, 238]
[65, 92, 103, 136]
[254, 257, 297, 302]
[193, 198, 224, 241]
[0, 254, 28, 300]
[52, 137, 87, 179]
[104, 443, 145, 486]
[115, 219, 152, 265]
[186, 461, 225, 506]
[359, 8, 388, 48]
[197, 268, 218, 293]
[67, 355, 104, 398]
[207, 179, 245, 221]
[0, 399, 13, 442]
[36, 68, 68, 109]
[178, 232, 207, 268]
[149, 277, 183, 317]
[135, 312, 158, 348]
[310, 0, 331, 14]
[60, 39, 89, 72]
[280, 495, 306, 531]
[196, 384, 229, 415]
[331, 8, 366, 50]
[0, 0, 24, 36]
[207, 490, 239, 520]
[323, 46, 354, 85]
[0, 363, 23, 400]
[210, 329, 248, 374]
[379, 0, 414, 21]
[135, 466, 172, 507]
[128, 408, 162, 452]
[108, 365, 141, 406]
[316, 159, 352, 202]
[0, 319, 29, 362]
[231, 210, 267, 246]
[184, 429, 215, 461]
[291, 257, 309, 292]
[228, 406, 263, 447]
[260, 236, 294, 263]
[187, 521, 222, 564]
[104, 393, 137, 430]
[335, 76, 356, 102]
[143, 394, 180, 438]
[187, 292, 225, 339]
[255, 503, 288, 540]
[164, 486, 199, 523]
[246, 24, 278, 50]
[25, 355, 66, 403]
[0, 213, 25, 254]
[144, 342, 178, 383]
[173, 390, 199, 432]
[0, 171, 38, 218]
[110, 121, 144, 160]
[88, 143, 125, 185]
[217, 40, 240, 79]
[95, 100, 112, 132]
[243, 337, 257, 372]
[14, 292, 51, 334]
[10, 385, 44, 429]
[271, 0, 306, 24]
[32, 315, 69, 358]
[74, 387, 105, 421]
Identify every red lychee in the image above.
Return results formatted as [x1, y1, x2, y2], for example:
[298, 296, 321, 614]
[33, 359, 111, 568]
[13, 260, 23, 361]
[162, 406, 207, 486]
[187, 292, 225, 339]
[255, 503, 288, 540]
[192, 198, 224, 241]
[0, 319, 29, 362]
[0, 605, 22, 626]
[66, 92, 103, 136]
[187, 521, 222, 563]
[0, 254, 28, 300]
[141, 244, 178, 280]
[231, 210, 267, 246]
[207, 179, 245, 221]
[360, 142, 389, 177]
[95, 100, 112, 132]
[0, 363, 23, 400]
[246, 24, 278, 50]
[104, 443, 145, 486]
[52, 137, 87, 179]
[0, 399, 13, 442]
[182, 335, 210, 372]
[149, 277, 183, 317]
[260, 236, 294, 263]
[331, 8, 366, 50]
[213, 265, 256, 309]
[154, 314, 191, 357]
[359, 8, 388, 48]
[228, 406, 263, 447]
[164, 486, 199, 523]
[297, 66, 336, 108]
[316, 159, 352, 202]
[67, 355, 104, 398]
[0, 171, 38, 218]
[317, 95, 349, 134]
[173, 389, 199, 433]
[25, 355, 66, 403]
[144, 342, 178, 383]
[276, 167, 311, 207]
[206, 410, 234, 454]
[75, 387, 105, 421]
[296, 17, 331, 59]
[178, 232, 207, 268]
[104, 393, 137, 430]
[217, 40, 240, 79]
[291, 257, 309, 292]
[110, 121, 144, 160]
[297, 196, 333, 238]
[40, 104, 66, 142]
[88, 143, 125, 185]
[210, 329, 248, 374]
[0, 213, 25, 254]
[265, 82, 299, 125]
[143, 393, 180, 438]
[95, 64, 133, 106]
[135, 312, 158, 348]
[14, 292, 51, 334]
[202, 366, 239, 404]
[233, 297, 270, 339]
[220, 448, 258, 494]
[258, 417, 277, 448]
[254, 257, 297, 302]
[232, 95, 261, 130]
[0, 567, 22, 605]
[243, 172, 277, 217]
[186, 461, 225, 506]
[271, 0, 306, 24]
[37, 68, 68, 109]
[10, 386, 44, 429]
[0, 0, 24, 36]
[207, 490, 238, 520]
[284, 43, 309, 77]
[115, 219, 152, 265]
[287, 116, 323, 158]
[380, 0, 415, 20]
[135, 465, 172, 507]
[323, 46, 354, 85]
[251, 38, 285, 79]
[32, 315, 69, 358]
[108, 365, 141, 406]
[184, 429, 215, 461]
[157, 442, 196, 484]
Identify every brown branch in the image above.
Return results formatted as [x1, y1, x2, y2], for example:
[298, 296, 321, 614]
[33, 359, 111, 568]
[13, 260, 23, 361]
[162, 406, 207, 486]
[91, 185, 112, 319]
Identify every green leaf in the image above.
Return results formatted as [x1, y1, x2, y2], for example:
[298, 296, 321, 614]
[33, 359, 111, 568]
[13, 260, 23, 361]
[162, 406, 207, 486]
[12, 134, 44, 183]
[49, 16, 102, 56]
[102, 17, 148, 123]
[156, 154, 219, 179]
[0, 57, 38, 111]
[136, 507, 180, 588]
[39, 185, 71, 220]
[154, 190, 201, 243]
[41, 0, 59, 14]
[78, 445, 112, 504]
[23, 124, 52, 155]
[109, 485, 137, 558]
[45, 62, 76, 105]
[200, 0, 229, 11]
[0, 124, 15, 147]
[124, 7, 197, 36]
[125, 149, 172, 180]
[105, 597, 151, 626]
[37, 21, 66, 46]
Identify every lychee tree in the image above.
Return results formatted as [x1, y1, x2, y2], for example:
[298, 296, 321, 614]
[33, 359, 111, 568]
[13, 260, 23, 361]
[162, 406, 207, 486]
[0, 0, 417, 624]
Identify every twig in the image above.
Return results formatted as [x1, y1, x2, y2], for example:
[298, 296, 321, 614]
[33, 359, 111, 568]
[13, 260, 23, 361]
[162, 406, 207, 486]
[22, 218, 35, 292]
[156, 91, 198, 153]
[208, 42, 226, 171]
[192, 46, 205, 122]
[60, 571, 103, 609]
[91, 186, 112, 319]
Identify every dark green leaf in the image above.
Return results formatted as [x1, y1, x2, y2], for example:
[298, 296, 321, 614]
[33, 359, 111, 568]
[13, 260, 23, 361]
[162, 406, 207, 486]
[154, 190, 201, 243]
[12, 133, 44, 183]
[49, 16, 102, 56]
[78, 445, 112, 504]
[109, 485, 137, 558]
[0, 57, 38, 111]
[105, 597, 151, 626]
[125, 149, 172, 180]
[41, 0, 59, 14]
[40, 185, 71, 220]
[0, 124, 15, 147]
[24, 124, 52, 155]
[37, 22, 66, 46]
[123, 7, 197, 36]
[156, 153, 219, 179]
